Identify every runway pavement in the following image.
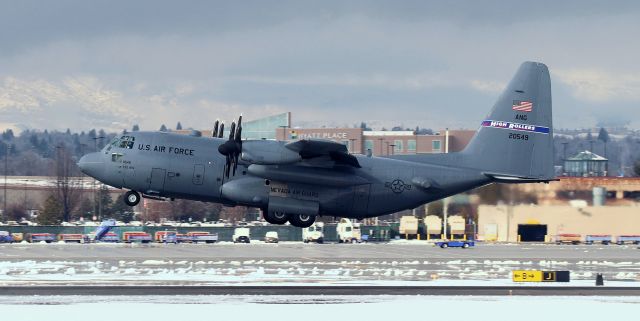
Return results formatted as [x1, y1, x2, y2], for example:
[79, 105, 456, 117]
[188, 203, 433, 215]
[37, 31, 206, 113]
[2, 285, 640, 296]
[1, 242, 639, 286]
[1, 242, 638, 260]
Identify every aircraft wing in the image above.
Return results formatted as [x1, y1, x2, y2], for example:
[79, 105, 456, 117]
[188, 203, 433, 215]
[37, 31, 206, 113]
[285, 139, 361, 168]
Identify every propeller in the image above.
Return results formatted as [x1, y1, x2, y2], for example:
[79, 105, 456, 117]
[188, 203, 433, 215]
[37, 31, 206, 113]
[218, 115, 242, 178]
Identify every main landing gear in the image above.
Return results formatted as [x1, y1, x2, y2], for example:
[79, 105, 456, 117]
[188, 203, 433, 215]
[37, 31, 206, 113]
[263, 212, 316, 228]
[124, 190, 141, 206]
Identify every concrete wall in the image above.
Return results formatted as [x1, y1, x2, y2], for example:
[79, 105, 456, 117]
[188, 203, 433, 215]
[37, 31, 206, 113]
[478, 204, 640, 242]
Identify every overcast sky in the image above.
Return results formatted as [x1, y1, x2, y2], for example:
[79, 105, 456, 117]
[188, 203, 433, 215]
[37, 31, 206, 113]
[1, 0, 639, 133]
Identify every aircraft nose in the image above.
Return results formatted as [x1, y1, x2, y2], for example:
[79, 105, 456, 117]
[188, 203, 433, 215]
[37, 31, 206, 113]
[77, 152, 105, 179]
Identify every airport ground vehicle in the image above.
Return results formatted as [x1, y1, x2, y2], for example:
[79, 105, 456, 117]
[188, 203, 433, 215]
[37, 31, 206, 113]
[585, 235, 612, 245]
[233, 228, 251, 243]
[0, 231, 13, 243]
[556, 234, 581, 245]
[616, 235, 640, 245]
[302, 222, 324, 243]
[155, 231, 178, 243]
[188, 231, 219, 243]
[399, 216, 419, 238]
[28, 233, 56, 243]
[264, 231, 279, 243]
[436, 240, 475, 248]
[123, 231, 152, 243]
[58, 234, 85, 243]
[337, 218, 362, 243]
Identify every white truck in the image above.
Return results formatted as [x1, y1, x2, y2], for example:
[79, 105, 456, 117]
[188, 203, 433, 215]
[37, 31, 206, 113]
[302, 222, 325, 243]
[336, 218, 362, 243]
[233, 227, 251, 243]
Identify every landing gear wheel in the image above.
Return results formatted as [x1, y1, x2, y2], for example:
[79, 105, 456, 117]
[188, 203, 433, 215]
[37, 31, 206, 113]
[288, 214, 315, 228]
[264, 211, 288, 225]
[124, 191, 141, 206]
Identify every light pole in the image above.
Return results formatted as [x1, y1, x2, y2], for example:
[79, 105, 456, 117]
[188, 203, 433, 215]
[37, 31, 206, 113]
[3, 145, 10, 222]
[91, 137, 104, 221]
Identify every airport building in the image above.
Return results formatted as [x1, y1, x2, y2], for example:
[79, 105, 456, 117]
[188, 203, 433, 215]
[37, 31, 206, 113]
[179, 112, 476, 156]
[478, 204, 640, 243]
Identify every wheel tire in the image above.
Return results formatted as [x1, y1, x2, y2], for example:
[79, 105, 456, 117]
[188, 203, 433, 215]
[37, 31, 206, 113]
[441, 243, 448, 248]
[462, 243, 469, 248]
[264, 212, 288, 225]
[124, 191, 141, 206]
[288, 214, 315, 228]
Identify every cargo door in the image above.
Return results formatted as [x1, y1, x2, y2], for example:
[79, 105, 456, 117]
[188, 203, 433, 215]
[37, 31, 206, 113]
[351, 184, 370, 215]
[192, 164, 205, 185]
[149, 168, 166, 194]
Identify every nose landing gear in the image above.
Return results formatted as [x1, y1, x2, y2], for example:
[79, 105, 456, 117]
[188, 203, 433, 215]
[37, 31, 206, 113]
[124, 191, 141, 206]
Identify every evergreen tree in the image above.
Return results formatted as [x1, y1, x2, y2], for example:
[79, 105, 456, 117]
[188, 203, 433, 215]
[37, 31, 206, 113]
[159, 124, 168, 132]
[598, 127, 610, 158]
[2, 129, 14, 140]
[132, 124, 140, 132]
[38, 195, 63, 225]
[176, 122, 183, 130]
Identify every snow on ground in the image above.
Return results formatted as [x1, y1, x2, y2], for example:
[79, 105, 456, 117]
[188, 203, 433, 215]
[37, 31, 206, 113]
[0, 295, 638, 321]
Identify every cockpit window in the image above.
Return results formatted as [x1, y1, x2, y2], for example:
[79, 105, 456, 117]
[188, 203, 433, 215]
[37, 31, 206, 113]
[119, 135, 135, 149]
[104, 137, 119, 154]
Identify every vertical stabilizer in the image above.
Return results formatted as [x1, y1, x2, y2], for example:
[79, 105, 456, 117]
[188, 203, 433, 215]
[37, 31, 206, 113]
[463, 62, 554, 180]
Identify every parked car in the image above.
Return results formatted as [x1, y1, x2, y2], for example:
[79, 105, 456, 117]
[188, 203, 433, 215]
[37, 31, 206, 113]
[0, 231, 14, 243]
[264, 231, 279, 243]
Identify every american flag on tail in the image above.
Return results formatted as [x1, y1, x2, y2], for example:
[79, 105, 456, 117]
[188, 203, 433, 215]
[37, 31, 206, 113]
[512, 100, 533, 112]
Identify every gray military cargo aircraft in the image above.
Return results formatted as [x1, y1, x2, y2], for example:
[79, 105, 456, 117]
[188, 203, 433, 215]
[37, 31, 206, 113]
[78, 61, 554, 228]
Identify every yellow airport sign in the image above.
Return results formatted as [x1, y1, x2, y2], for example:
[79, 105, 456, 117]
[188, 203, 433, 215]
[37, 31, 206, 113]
[512, 270, 570, 282]
[513, 270, 543, 282]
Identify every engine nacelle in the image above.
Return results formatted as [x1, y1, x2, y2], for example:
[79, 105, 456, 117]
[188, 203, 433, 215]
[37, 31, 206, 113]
[220, 177, 268, 206]
[241, 140, 301, 165]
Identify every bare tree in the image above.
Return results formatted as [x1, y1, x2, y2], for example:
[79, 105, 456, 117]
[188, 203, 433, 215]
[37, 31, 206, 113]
[55, 144, 81, 222]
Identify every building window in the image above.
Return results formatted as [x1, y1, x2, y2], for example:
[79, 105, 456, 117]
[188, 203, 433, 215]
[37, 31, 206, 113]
[432, 140, 441, 152]
[394, 140, 403, 153]
[365, 140, 374, 152]
[407, 140, 416, 152]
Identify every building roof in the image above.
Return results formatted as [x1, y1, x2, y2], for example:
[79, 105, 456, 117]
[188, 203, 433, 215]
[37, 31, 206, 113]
[566, 150, 607, 161]
[363, 131, 416, 136]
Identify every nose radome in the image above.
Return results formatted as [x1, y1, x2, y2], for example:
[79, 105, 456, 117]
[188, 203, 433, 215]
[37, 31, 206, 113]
[77, 152, 104, 179]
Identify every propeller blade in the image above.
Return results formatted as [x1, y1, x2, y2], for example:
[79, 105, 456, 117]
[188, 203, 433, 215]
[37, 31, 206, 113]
[218, 123, 224, 138]
[212, 120, 219, 137]
[232, 153, 239, 175]
[236, 115, 242, 139]
[229, 122, 236, 141]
